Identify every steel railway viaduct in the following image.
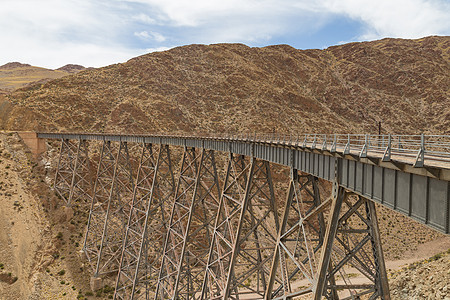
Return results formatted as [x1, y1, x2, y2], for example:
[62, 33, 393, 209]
[37, 132, 450, 300]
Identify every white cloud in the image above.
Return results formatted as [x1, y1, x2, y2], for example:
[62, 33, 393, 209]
[123, 0, 314, 27]
[0, 0, 139, 68]
[122, 0, 450, 43]
[144, 46, 172, 53]
[323, 0, 450, 39]
[134, 31, 150, 39]
[0, 34, 145, 69]
[0, 0, 448, 68]
[132, 13, 157, 25]
[151, 32, 167, 42]
[134, 31, 166, 42]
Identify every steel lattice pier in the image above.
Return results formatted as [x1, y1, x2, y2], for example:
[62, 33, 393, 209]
[40, 132, 450, 299]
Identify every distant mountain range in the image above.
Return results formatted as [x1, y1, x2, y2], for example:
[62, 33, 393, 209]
[0, 36, 448, 135]
[0, 62, 86, 92]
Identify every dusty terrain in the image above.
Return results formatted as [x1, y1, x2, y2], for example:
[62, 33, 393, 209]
[390, 247, 450, 299]
[0, 133, 113, 299]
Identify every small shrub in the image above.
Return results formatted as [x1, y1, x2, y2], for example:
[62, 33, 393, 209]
[430, 253, 442, 261]
[58, 269, 66, 276]
[102, 285, 114, 293]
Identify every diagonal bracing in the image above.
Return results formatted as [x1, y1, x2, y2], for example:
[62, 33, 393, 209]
[314, 185, 390, 299]
[83, 140, 135, 277]
[114, 144, 175, 299]
[51, 135, 393, 299]
[155, 147, 221, 300]
[220, 157, 280, 300]
[68, 139, 93, 206]
[322, 194, 390, 299]
[54, 138, 92, 207]
[201, 153, 251, 299]
[266, 171, 330, 299]
[54, 138, 78, 205]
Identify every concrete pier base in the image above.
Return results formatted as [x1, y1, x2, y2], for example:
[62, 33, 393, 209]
[90, 276, 103, 291]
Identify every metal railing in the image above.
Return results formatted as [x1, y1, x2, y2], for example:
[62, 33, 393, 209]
[222, 133, 450, 167]
[38, 132, 450, 168]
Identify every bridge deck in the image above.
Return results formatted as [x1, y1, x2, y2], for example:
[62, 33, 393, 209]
[37, 132, 450, 234]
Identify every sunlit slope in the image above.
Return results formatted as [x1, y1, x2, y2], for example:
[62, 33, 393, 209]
[1, 36, 449, 135]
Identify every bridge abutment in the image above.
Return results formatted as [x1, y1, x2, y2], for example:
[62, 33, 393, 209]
[18, 131, 46, 158]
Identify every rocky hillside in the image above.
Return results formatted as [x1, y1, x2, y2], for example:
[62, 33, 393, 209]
[390, 249, 450, 299]
[56, 64, 87, 74]
[0, 36, 449, 134]
[0, 62, 85, 93]
[0, 133, 112, 299]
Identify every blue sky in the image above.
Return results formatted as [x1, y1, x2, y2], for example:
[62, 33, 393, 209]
[0, 0, 449, 69]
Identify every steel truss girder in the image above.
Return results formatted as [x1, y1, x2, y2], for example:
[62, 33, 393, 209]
[217, 157, 280, 300]
[201, 153, 251, 299]
[54, 138, 390, 299]
[266, 171, 328, 300]
[114, 144, 176, 300]
[155, 147, 221, 300]
[83, 140, 135, 277]
[54, 138, 92, 206]
[54, 139, 77, 204]
[70, 139, 93, 206]
[314, 184, 390, 300]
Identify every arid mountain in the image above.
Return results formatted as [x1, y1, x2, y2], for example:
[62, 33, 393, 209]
[56, 64, 86, 73]
[0, 36, 449, 135]
[0, 62, 85, 93]
[0, 37, 448, 298]
[0, 62, 32, 69]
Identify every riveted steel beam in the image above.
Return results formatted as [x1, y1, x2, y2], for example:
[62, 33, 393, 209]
[114, 144, 176, 299]
[54, 138, 78, 205]
[83, 141, 134, 279]
[222, 158, 280, 299]
[201, 153, 251, 299]
[155, 147, 221, 299]
[266, 172, 331, 299]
